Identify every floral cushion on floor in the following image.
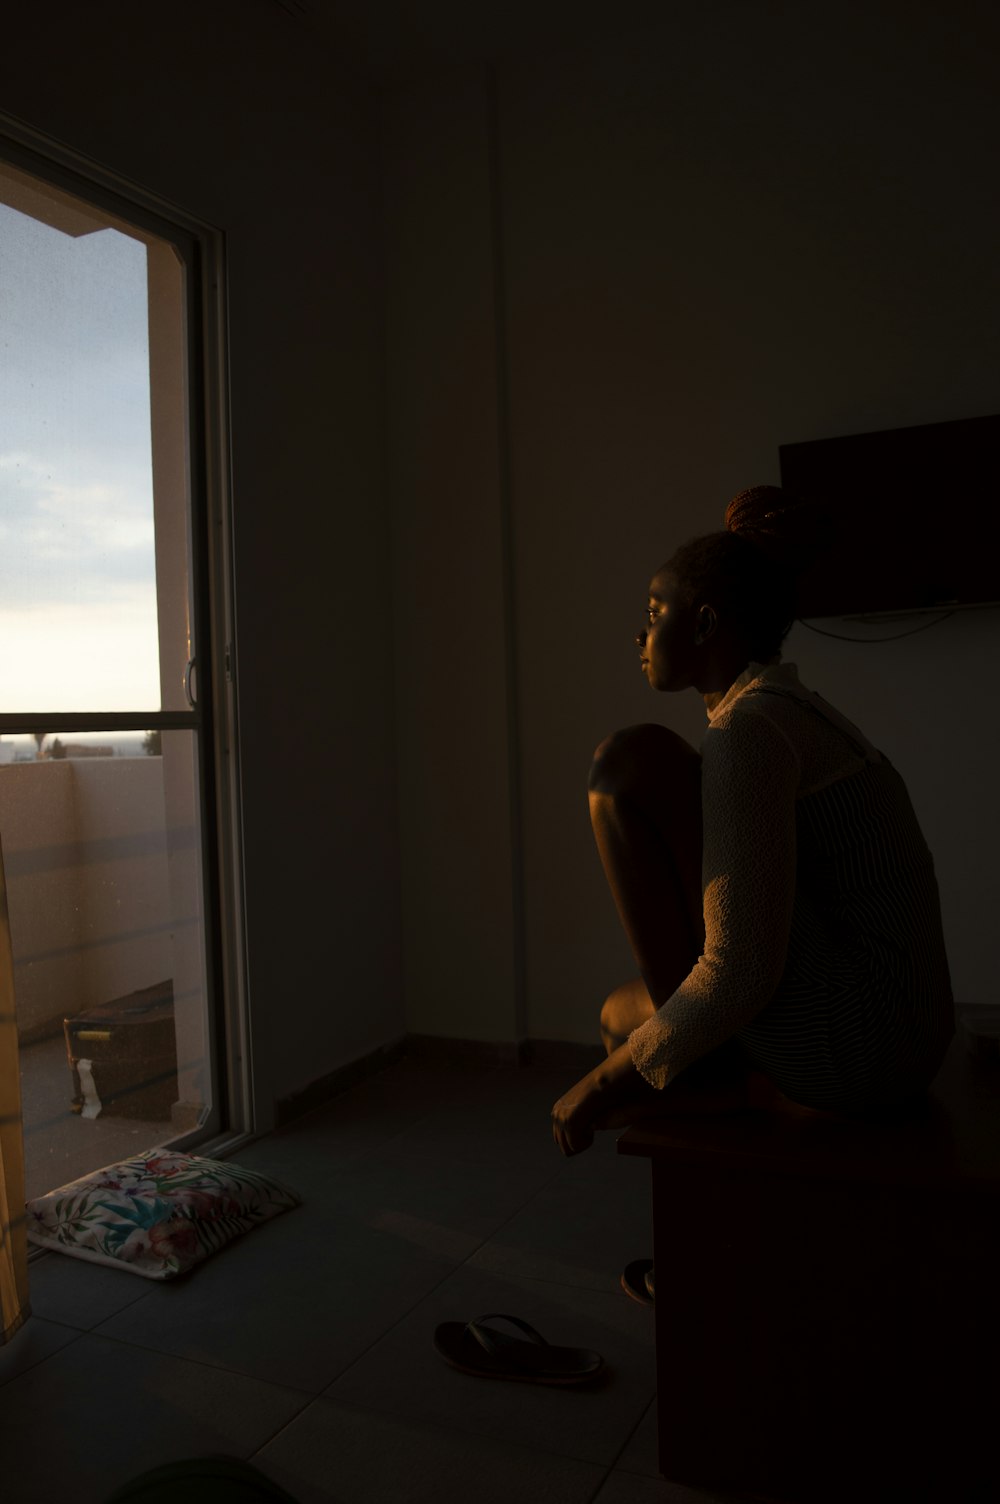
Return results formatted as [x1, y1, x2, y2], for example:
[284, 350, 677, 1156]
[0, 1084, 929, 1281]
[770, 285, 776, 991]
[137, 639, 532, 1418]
[26, 1149, 300, 1279]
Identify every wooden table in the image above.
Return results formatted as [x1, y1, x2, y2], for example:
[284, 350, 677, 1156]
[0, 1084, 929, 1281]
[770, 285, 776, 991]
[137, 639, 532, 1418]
[617, 1038, 1000, 1502]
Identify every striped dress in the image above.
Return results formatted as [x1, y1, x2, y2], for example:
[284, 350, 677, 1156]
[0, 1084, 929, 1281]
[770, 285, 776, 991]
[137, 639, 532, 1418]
[628, 662, 955, 1112]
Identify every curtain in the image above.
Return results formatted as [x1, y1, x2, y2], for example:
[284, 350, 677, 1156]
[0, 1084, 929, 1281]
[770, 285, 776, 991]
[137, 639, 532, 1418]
[1, 834, 29, 1344]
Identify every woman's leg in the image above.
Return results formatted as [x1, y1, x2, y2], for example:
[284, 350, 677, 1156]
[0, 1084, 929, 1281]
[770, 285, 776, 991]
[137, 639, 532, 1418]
[589, 723, 704, 1016]
[589, 723, 751, 1115]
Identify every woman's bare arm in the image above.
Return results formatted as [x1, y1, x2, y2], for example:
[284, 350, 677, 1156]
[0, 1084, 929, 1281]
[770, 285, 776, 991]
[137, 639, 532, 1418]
[550, 1042, 641, 1156]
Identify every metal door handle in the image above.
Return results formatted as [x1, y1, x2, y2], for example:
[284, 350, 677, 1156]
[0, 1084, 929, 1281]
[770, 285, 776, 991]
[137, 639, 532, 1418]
[184, 657, 197, 709]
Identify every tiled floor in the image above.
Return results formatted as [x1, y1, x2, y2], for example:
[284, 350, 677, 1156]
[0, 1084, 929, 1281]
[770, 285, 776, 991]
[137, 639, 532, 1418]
[2, 1057, 757, 1504]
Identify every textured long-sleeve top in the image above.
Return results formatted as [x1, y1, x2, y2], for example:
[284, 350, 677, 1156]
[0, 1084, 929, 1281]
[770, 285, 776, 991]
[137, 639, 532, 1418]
[628, 660, 954, 1110]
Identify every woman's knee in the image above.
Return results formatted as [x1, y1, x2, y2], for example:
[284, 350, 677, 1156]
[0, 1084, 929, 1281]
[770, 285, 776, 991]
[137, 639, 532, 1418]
[589, 723, 699, 798]
[600, 978, 655, 1051]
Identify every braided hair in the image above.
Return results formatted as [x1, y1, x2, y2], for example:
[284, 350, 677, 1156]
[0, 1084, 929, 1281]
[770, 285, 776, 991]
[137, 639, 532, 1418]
[667, 486, 831, 662]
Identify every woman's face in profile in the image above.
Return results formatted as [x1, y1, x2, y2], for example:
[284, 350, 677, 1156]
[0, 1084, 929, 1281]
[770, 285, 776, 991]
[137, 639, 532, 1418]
[637, 567, 698, 692]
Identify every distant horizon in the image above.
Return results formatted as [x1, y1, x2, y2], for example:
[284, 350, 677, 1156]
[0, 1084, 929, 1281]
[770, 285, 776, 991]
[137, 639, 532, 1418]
[0, 729, 153, 762]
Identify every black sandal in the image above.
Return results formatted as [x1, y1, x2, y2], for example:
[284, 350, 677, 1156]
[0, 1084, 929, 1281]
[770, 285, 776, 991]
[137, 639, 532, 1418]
[433, 1312, 605, 1385]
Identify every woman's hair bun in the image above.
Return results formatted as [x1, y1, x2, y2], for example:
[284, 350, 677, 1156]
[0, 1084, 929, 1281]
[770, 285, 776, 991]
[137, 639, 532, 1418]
[724, 484, 833, 572]
[725, 485, 788, 536]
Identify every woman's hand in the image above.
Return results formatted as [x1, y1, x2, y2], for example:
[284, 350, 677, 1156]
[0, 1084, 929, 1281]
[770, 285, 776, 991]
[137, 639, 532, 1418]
[551, 1043, 641, 1157]
[551, 1073, 603, 1157]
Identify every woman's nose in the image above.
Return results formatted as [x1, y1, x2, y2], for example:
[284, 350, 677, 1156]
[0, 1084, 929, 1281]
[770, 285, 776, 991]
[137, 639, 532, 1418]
[635, 629, 647, 647]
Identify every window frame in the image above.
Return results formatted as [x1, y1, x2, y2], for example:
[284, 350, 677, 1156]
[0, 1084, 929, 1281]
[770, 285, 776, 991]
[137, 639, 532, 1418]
[0, 113, 255, 1160]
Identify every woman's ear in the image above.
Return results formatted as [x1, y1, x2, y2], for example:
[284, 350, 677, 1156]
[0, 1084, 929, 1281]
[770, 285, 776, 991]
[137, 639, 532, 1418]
[694, 604, 717, 645]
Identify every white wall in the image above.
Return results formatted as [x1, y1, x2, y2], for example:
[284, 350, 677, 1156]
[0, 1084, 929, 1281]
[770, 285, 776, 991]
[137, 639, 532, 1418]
[1, 1, 405, 1110]
[384, 2, 1000, 1045]
[382, 73, 522, 1044]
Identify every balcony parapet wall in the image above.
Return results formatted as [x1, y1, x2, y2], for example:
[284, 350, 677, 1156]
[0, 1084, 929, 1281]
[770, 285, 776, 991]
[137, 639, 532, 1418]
[0, 756, 172, 1041]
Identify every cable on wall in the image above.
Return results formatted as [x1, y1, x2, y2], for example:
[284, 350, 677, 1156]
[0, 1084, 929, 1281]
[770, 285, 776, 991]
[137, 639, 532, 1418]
[797, 612, 957, 643]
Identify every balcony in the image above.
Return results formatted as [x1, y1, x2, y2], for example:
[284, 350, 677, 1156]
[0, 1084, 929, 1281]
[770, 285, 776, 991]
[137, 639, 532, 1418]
[2, 751, 208, 1200]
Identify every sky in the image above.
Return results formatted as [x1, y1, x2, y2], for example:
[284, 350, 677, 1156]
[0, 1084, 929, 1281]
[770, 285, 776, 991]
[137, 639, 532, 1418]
[0, 192, 162, 713]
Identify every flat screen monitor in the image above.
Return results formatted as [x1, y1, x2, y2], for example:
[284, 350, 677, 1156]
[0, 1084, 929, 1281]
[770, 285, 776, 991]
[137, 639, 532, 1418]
[778, 414, 999, 618]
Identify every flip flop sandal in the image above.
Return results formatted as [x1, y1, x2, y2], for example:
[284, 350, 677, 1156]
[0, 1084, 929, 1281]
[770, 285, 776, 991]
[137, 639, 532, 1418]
[621, 1259, 655, 1305]
[433, 1312, 605, 1385]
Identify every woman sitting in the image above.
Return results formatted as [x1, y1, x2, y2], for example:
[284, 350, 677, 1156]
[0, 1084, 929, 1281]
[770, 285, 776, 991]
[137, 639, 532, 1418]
[551, 486, 954, 1159]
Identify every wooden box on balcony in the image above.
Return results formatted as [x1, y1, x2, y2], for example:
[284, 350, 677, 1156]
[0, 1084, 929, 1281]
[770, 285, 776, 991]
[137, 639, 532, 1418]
[64, 978, 177, 1121]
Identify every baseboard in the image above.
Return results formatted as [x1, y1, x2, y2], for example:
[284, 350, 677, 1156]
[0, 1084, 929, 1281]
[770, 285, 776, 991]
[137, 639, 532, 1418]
[17, 1016, 75, 1048]
[274, 1038, 407, 1127]
[520, 1038, 606, 1072]
[955, 1001, 1000, 1060]
[402, 1036, 604, 1072]
[273, 1033, 605, 1128]
[402, 1033, 526, 1068]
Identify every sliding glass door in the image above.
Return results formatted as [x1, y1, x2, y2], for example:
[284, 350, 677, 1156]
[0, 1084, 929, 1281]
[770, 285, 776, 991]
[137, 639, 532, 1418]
[0, 144, 241, 1199]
